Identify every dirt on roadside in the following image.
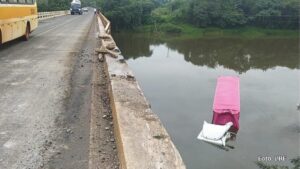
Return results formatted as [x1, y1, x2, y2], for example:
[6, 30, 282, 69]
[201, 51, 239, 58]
[44, 17, 119, 169]
[89, 51, 120, 169]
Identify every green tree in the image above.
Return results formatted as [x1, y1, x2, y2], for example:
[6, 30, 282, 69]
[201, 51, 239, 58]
[101, 0, 156, 30]
[37, 0, 70, 12]
[96, 0, 299, 30]
[188, 0, 246, 28]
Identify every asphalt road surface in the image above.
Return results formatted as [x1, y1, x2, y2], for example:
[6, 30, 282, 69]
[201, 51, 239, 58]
[0, 12, 98, 169]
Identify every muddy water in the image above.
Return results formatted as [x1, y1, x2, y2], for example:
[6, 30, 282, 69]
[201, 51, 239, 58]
[114, 33, 299, 169]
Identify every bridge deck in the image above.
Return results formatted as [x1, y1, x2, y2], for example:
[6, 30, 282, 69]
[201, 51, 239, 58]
[0, 12, 107, 169]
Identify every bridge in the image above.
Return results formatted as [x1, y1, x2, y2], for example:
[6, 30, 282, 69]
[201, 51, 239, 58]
[0, 10, 185, 169]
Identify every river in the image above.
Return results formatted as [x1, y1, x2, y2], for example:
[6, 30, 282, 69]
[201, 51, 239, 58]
[114, 33, 299, 169]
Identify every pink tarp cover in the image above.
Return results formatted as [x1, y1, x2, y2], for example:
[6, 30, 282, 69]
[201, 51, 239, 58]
[212, 76, 240, 132]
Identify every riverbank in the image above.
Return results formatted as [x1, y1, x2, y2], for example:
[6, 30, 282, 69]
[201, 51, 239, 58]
[123, 23, 299, 40]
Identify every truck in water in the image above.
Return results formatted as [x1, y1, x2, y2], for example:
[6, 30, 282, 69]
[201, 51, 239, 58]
[70, 0, 82, 15]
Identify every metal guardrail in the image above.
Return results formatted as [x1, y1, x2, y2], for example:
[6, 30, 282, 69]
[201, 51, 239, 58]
[38, 11, 70, 20]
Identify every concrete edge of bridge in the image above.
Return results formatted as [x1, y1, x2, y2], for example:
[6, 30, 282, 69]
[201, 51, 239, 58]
[96, 14, 186, 169]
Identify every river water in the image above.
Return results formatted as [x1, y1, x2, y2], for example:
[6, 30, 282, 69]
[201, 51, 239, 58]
[114, 33, 299, 169]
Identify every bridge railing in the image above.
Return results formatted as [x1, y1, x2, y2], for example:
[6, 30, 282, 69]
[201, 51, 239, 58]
[98, 12, 111, 34]
[38, 11, 70, 21]
[95, 12, 186, 169]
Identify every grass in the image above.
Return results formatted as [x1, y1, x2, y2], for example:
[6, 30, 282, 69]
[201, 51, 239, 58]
[131, 23, 299, 40]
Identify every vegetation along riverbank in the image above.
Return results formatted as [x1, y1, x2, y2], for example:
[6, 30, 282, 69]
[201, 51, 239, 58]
[37, 0, 299, 38]
[98, 0, 299, 37]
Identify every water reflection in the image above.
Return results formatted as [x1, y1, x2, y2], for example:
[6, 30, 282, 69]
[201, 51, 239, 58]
[113, 33, 299, 169]
[113, 33, 154, 59]
[114, 33, 299, 73]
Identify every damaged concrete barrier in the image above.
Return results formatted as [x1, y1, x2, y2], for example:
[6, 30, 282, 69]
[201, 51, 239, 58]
[96, 13, 186, 169]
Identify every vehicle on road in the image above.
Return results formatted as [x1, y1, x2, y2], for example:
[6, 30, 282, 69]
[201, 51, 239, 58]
[70, 0, 82, 15]
[82, 7, 88, 12]
[0, 0, 38, 45]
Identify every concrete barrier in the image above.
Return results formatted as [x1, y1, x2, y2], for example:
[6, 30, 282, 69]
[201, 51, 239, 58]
[38, 11, 70, 21]
[98, 13, 111, 34]
[97, 14, 186, 169]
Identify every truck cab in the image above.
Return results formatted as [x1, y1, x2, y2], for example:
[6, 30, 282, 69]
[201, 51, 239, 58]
[70, 1, 82, 15]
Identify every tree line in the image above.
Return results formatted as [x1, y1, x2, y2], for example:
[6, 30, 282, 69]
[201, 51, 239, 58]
[185, 0, 299, 29]
[99, 0, 299, 30]
[37, 0, 71, 12]
[37, 0, 95, 12]
[36, 0, 299, 30]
